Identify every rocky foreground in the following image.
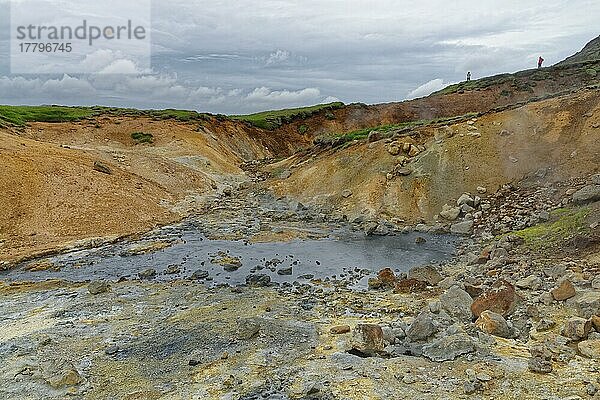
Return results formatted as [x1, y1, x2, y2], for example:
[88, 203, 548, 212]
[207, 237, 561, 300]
[1, 173, 599, 400]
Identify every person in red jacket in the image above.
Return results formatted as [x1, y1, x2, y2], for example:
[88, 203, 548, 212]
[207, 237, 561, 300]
[538, 56, 544, 69]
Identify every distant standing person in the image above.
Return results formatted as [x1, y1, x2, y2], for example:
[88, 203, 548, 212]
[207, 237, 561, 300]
[538, 56, 544, 69]
[466, 71, 471, 82]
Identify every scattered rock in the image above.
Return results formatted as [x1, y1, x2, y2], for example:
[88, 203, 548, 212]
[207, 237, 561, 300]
[88, 281, 110, 295]
[105, 345, 119, 355]
[387, 144, 401, 156]
[457, 194, 475, 207]
[93, 161, 112, 175]
[342, 189, 353, 198]
[422, 334, 475, 362]
[591, 315, 600, 332]
[369, 268, 397, 290]
[516, 275, 542, 290]
[331, 325, 351, 335]
[166, 264, 181, 275]
[191, 270, 209, 280]
[440, 286, 473, 321]
[406, 311, 438, 342]
[578, 339, 600, 359]
[475, 310, 511, 338]
[139, 268, 157, 280]
[277, 266, 293, 276]
[415, 236, 427, 245]
[536, 319, 556, 332]
[350, 324, 385, 356]
[551, 280, 576, 301]
[368, 131, 381, 142]
[471, 280, 517, 318]
[407, 265, 443, 286]
[237, 319, 261, 340]
[451, 220, 474, 235]
[562, 317, 592, 341]
[574, 291, 600, 318]
[528, 345, 553, 374]
[440, 204, 461, 221]
[245, 274, 271, 287]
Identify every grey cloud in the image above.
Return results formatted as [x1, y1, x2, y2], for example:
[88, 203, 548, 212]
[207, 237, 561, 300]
[1, 0, 600, 112]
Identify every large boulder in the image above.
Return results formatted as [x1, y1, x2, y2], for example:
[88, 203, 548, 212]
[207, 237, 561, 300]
[471, 280, 518, 318]
[422, 334, 475, 362]
[440, 286, 473, 321]
[572, 185, 600, 204]
[407, 265, 443, 286]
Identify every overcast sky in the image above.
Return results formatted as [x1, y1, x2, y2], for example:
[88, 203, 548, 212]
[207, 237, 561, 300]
[0, 0, 599, 114]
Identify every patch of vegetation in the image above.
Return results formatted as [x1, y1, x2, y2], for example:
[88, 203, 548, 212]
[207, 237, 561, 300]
[131, 132, 154, 144]
[0, 105, 97, 126]
[325, 112, 336, 120]
[586, 68, 598, 77]
[298, 124, 309, 134]
[510, 207, 590, 250]
[0, 105, 216, 127]
[322, 113, 478, 146]
[231, 102, 344, 130]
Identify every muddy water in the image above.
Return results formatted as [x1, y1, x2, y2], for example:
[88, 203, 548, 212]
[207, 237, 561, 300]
[2, 225, 458, 289]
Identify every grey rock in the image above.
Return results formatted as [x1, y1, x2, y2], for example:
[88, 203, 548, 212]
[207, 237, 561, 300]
[440, 286, 473, 321]
[191, 270, 209, 280]
[422, 334, 475, 362]
[451, 220, 474, 235]
[139, 268, 157, 280]
[342, 189, 353, 198]
[528, 345, 553, 374]
[406, 311, 438, 342]
[88, 281, 110, 295]
[245, 274, 272, 287]
[237, 319, 261, 340]
[574, 291, 600, 318]
[457, 194, 475, 207]
[277, 266, 293, 276]
[516, 275, 543, 290]
[572, 185, 600, 204]
[440, 204, 461, 221]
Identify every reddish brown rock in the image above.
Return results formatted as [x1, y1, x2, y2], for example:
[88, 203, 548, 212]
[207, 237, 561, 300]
[377, 268, 397, 287]
[330, 325, 351, 334]
[551, 280, 576, 301]
[369, 268, 397, 290]
[394, 279, 428, 293]
[350, 324, 385, 356]
[471, 280, 518, 318]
